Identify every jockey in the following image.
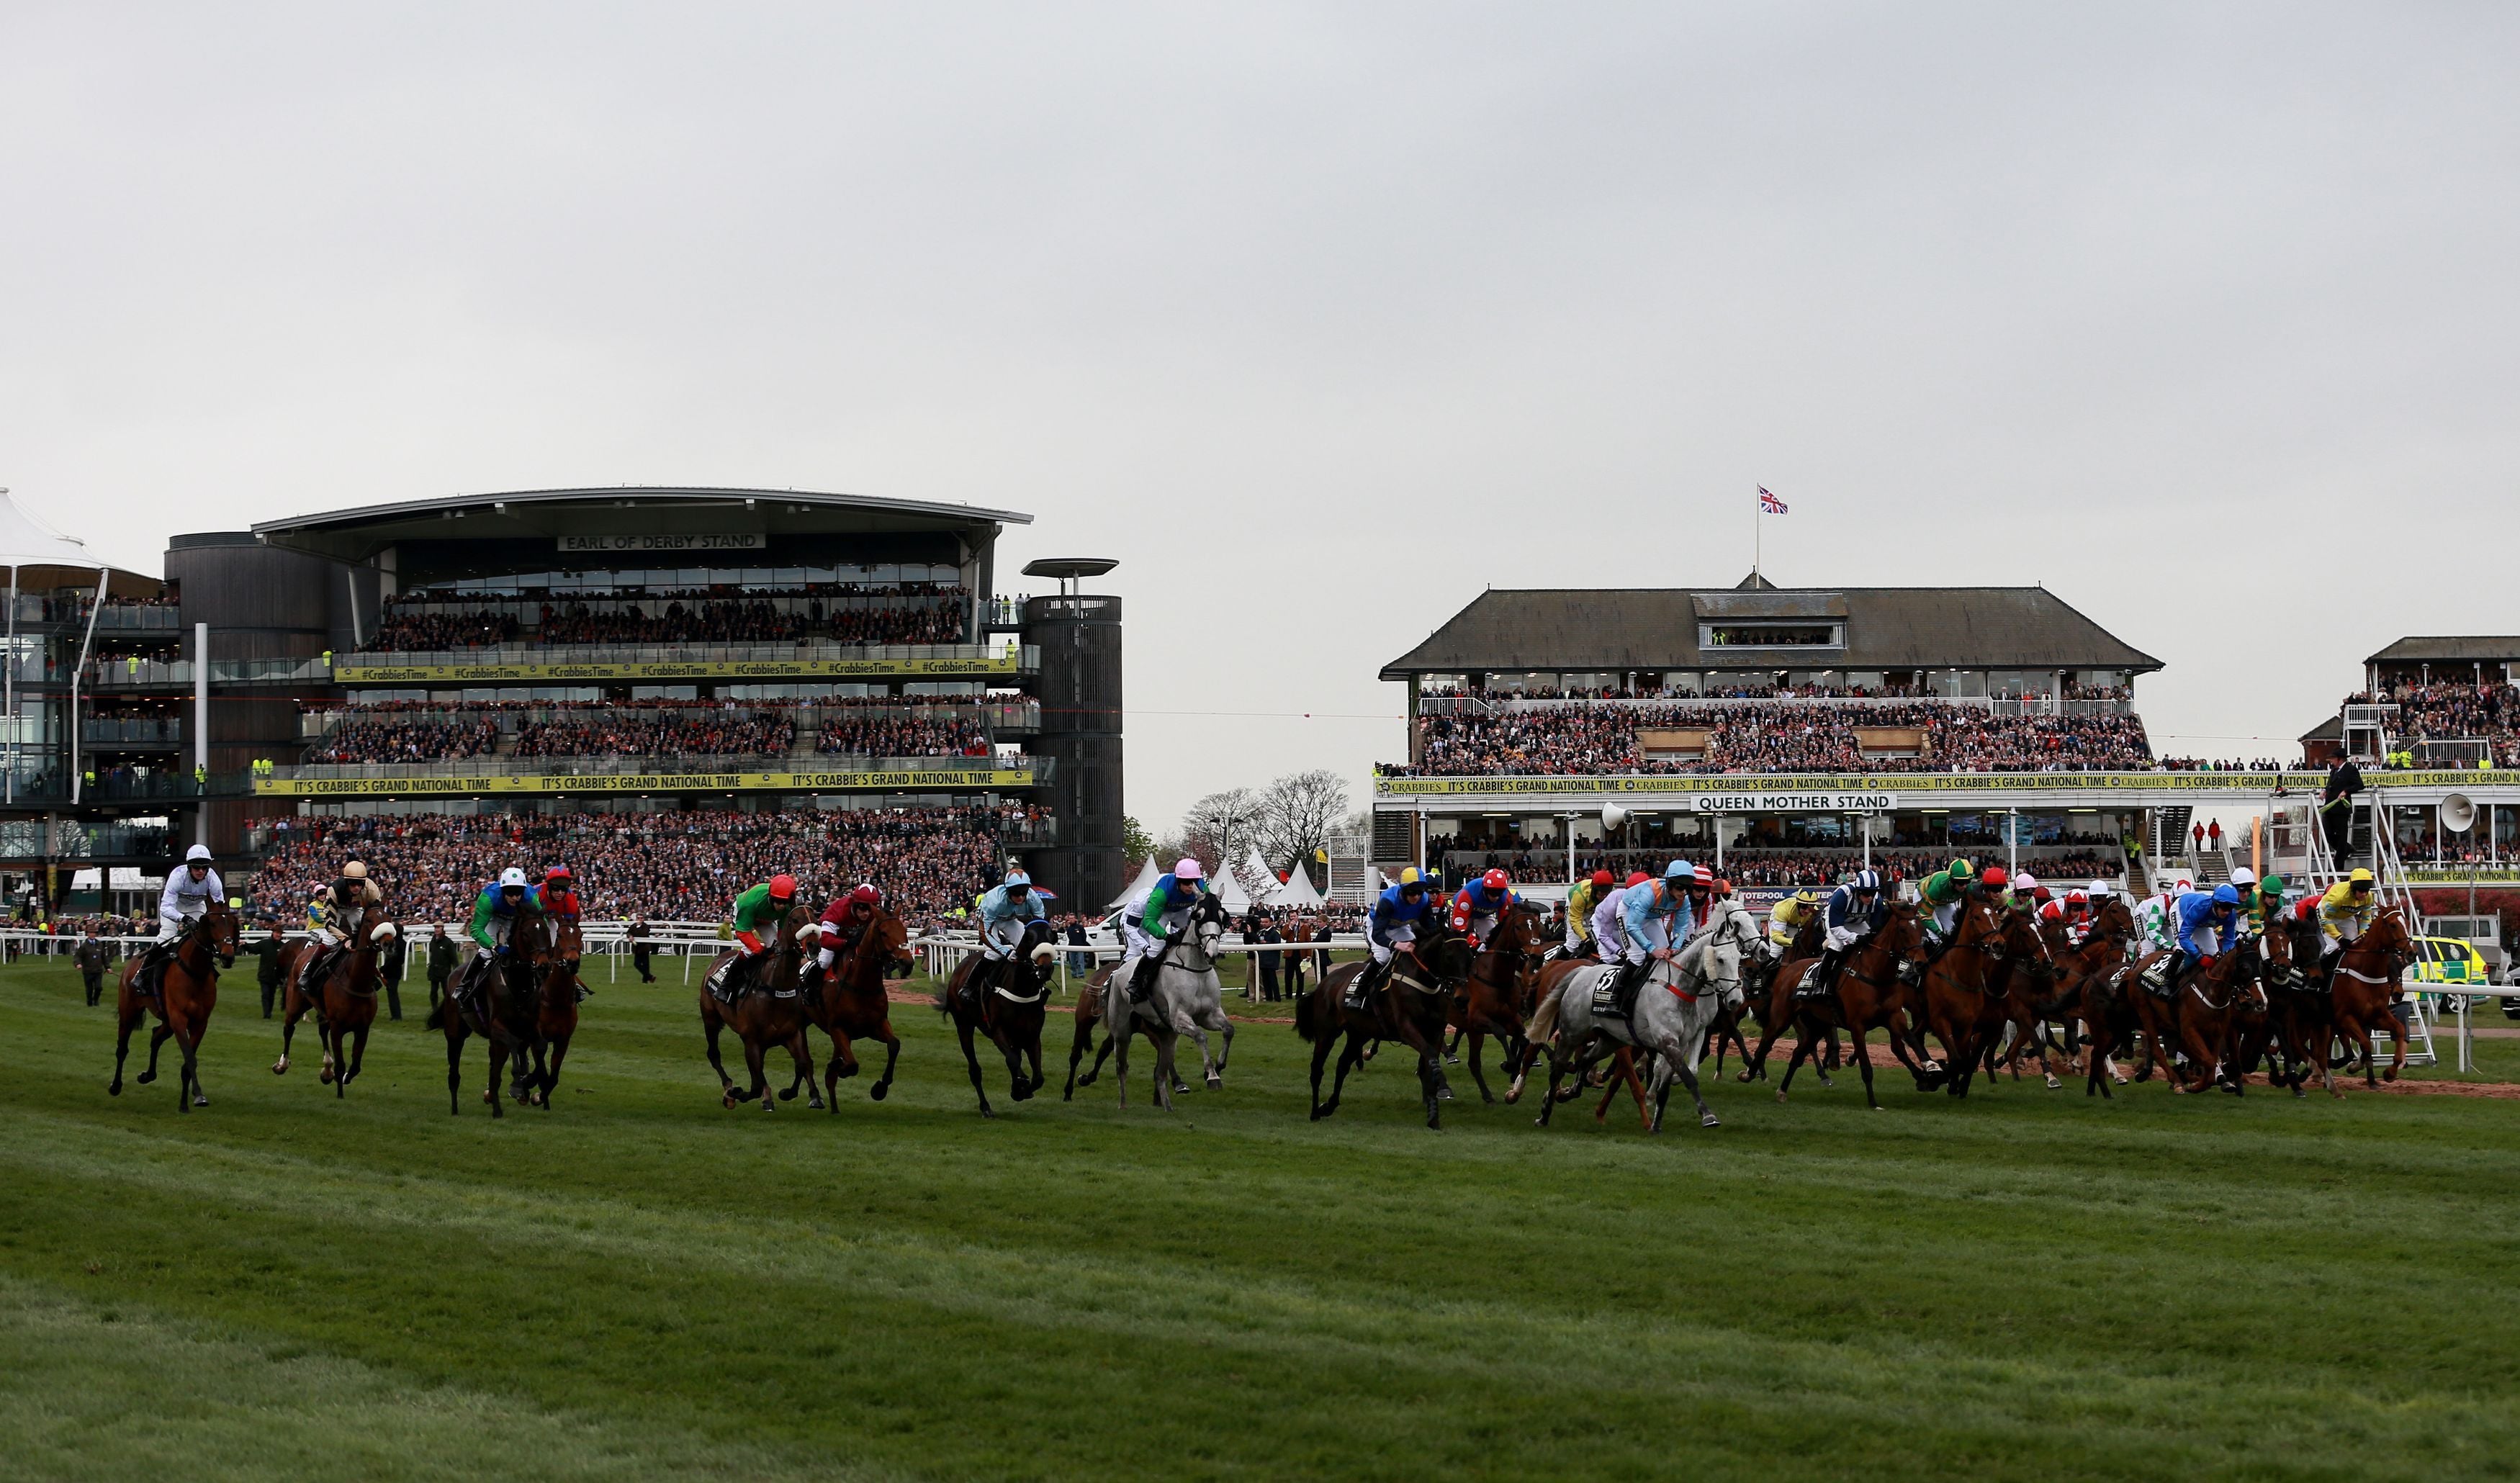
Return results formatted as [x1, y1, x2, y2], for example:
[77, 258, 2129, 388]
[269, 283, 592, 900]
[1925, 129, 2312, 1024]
[1123, 859, 1210, 1004]
[534, 865, 582, 921]
[968, 867, 1050, 1007]
[1802, 869, 1884, 999]
[1916, 858, 1974, 947]
[1612, 860, 1696, 1017]
[2316, 868, 2379, 983]
[805, 883, 883, 986]
[1564, 869, 1616, 957]
[2007, 872, 2040, 913]
[1591, 871, 1650, 967]
[1974, 864, 2010, 906]
[2133, 877, 2190, 957]
[1451, 867, 1521, 950]
[462, 867, 544, 1002]
[138, 844, 224, 994]
[296, 859, 383, 1001]
[2154, 883, 2241, 991]
[1351, 873, 1432, 1007]
[708, 874, 798, 996]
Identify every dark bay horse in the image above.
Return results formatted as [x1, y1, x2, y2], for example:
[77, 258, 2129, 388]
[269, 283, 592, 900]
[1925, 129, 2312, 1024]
[1446, 900, 1549, 1104]
[1770, 899, 1933, 1109]
[795, 906, 914, 1109]
[2166, 938, 2266, 1095]
[698, 903, 821, 1112]
[517, 911, 583, 1108]
[1297, 919, 1474, 1129]
[109, 898, 240, 1112]
[426, 918, 546, 1117]
[271, 918, 397, 1097]
[1914, 897, 2011, 1097]
[935, 918, 1061, 1117]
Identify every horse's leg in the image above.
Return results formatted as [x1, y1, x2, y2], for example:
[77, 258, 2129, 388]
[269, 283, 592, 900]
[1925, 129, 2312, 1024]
[703, 1008, 736, 1096]
[1853, 1025, 1881, 1110]
[1214, 1011, 1235, 1076]
[2383, 1001, 2408, 1084]
[274, 994, 302, 1076]
[1326, 1028, 1366, 1117]
[1062, 1016, 1093, 1100]
[1672, 1037, 1719, 1128]
[869, 1018, 900, 1102]
[181, 1006, 210, 1109]
[485, 1031, 508, 1119]
[956, 1015, 996, 1117]
[1306, 1029, 1337, 1120]
[1534, 1042, 1568, 1127]
[1150, 1028, 1179, 1112]
[328, 1016, 349, 1099]
[109, 1000, 139, 1095]
[139, 1021, 171, 1085]
[996, 1026, 1034, 1103]
[790, 1030, 822, 1110]
[1110, 1007, 1132, 1111]
[542, 1031, 569, 1105]
[740, 1032, 773, 1112]
[444, 1024, 465, 1114]
[1466, 1028, 1498, 1104]
[167, 1010, 203, 1114]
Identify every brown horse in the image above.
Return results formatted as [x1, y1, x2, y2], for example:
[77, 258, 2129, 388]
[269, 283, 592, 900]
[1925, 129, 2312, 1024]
[1983, 907, 2065, 1086]
[2164, 940, 2265, 1094]
[1297, 919, 1474, 1128]
[1914, 896, 2012, 1096]
[517, 911, 584, 1108]
[1446, 900, 1549, 1104]
[426, 914, 550, 1117]
[795, 906, 914, 1109]
[1770, 899, 1934, 1109]
[698, 903, 821, 1112]
[1737, 906, 1848, 1087]
[271, 917, 397, 1096]
[109, 898, 240, 1112]
[935, 917, 1061, 1117]
[2316, 906, 2416, 1094]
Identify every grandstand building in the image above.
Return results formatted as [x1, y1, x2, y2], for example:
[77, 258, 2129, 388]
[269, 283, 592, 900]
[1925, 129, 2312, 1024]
[1369, 576, 2520, 901]
[73, 487, 1126, 921]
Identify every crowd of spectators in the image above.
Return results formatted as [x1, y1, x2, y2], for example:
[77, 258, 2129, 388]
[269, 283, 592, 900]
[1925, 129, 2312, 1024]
[361, 586, 971, 652]
[1419, 682, 2133, 703]
[246, 805, 1042, 927]
[2349, 684, 2520, 767]
[513, 704, 795, 760]
[815, 711, 989, 757]
[1392, 703, 2155, 775]
[1432, 847, 2117, 890]
[308, 714, 500, 765]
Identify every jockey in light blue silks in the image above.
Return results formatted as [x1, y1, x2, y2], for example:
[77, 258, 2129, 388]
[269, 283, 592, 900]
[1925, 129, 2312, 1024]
[963, 867, 1048, 1009]
[1611, 860, 1698, 1017]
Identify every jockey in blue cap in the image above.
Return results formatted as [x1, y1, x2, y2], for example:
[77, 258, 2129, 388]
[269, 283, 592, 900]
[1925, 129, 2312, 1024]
[1801, 869, 1884, 1000]
[1610, 860, 1697, 1017]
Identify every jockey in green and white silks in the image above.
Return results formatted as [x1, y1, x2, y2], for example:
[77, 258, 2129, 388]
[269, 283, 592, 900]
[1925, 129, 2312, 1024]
[1118, 858, 1209, 1003]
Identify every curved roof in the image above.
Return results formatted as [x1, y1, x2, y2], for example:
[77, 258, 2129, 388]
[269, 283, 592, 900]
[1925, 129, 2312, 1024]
[251, 486, 1030, 564]
[0, 491, 161, 595]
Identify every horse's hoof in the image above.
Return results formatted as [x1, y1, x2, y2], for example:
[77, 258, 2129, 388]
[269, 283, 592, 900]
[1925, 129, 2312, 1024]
[1075, 1072, 1097, 1088]
[1701, 1112, 1721, 1128]
[2111, 1073, 2128, 1086]
[1734, 1069, 1755, 1084]
[136, 1070, 156, 1085]
[1444, 1055, 1459, 1065]
[271, 1059, 287, 1076]
[2382, 1069, 2400, 1083]
[1012, 1083, 1035, 1103]
[1775, 1090, 1789, 1104]
[721, 1092, 738, 1109]
[981, 1106, 996, 1119]
[2044, 1075, 2062, 1090]
[107, 1081, 121, 1096]
[778, 1085, 798, 1101]
[193, 1093, 208, 1107]
[760, 1099, 776, 1112]
[1817, 1073, 1833, 1088]
[1205, 1074, 1223, 1091]
[489, 1102, 503, 1119]
[870, 1081, 890, 1102]
[836, 1063, 858, 1079]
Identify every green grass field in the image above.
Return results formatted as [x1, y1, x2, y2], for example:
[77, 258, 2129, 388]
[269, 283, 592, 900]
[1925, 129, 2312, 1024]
[6, 953, 2520, 1482]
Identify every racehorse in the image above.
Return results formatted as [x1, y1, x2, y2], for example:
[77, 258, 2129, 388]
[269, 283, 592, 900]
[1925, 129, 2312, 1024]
[1061, 963, 1189, 1101]
[1445, 899, 1549, 1103]
[1522, 925, 1742, 1133]
[2317, 906, 2416, 1095]
[1982, 907, 2064, 1086]
[108, 898, 240, 1112]
[935, 917, 1062, 1117]
[516, 911, 584, 1108]
[1768, 899, 1934, 1109]
[427, 913, 550, 1117]
[697, 903, 822, 1112]
[2163, 934, 2267, 1095]
[1103, 893, 1235, 1111]
[1914, 897, 2011, 1097]
[1297, 918, 1475, 1129]
[271, 916, 398, 1097]
[793, 906, 914, 1109]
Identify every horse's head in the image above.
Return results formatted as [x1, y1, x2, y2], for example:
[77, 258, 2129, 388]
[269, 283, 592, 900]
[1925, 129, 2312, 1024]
[1189, 892, 1229, 960]
[1413, 916, 1477, 983]
[202, 896, 241, 970]
[2366, 907, 2413, 965]
[545, 911, 584, 970]
[869, 907, 914, 972]
[1495, 899, 1549, 958]
[2089, 894, 2135, 946]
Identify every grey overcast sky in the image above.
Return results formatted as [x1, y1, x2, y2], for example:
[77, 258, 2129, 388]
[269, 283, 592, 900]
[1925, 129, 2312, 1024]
[6, 4, 2517, 833]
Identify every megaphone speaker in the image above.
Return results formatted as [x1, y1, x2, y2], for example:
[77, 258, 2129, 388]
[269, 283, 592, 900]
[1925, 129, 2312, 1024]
[1601, 803, 1629, 832]
[2442, 792, 2477, 833]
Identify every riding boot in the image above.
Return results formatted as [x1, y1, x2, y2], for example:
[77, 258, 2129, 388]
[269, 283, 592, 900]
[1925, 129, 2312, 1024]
[1612, 958, 1644, 1019]
[1346, 959, 1385, 1012]
[960, 958, 996, 1014]
[1126, 953, 1162, 1004]
[1801, 947, 1844, 1001]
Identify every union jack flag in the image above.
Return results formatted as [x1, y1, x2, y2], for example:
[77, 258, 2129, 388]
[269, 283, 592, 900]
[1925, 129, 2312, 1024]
[1758, 487, 1788, 515]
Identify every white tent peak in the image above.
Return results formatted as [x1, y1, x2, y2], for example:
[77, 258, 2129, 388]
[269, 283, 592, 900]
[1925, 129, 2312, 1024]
[0, 490, 161, 591]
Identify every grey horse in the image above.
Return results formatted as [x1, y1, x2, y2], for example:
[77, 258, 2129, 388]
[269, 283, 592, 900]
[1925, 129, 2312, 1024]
[1518, 909, 1747, 1132]
[1102, 893, 1234, 1110]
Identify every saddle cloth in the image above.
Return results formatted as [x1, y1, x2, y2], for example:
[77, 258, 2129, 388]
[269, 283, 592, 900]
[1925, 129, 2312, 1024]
[2139, 956, 2176, 999]
[1586, 967, 1624, 1019]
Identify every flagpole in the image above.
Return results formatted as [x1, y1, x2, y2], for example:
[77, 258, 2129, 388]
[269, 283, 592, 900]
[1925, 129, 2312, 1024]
[1754, 494, 1761, 577]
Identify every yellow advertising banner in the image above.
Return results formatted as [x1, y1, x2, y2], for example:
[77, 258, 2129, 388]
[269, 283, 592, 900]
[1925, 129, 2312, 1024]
[252, 768, 1039, 797]
[1374, 770, 2520, 798]
[333, 655, 1022, 684]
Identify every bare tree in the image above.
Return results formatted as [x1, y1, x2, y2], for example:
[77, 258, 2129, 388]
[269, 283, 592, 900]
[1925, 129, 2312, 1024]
[1260, 769, 1351, 885]
[1182, 788, 1266, 878]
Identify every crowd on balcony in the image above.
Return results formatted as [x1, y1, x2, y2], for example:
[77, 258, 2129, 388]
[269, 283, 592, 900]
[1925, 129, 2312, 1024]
[1431, 847, 2118, 890]
[513, 706, 796, 760]
[360, 587, 969, 652]
[1389, 703, 2154, 776]
[815, 711, 991, 757]
[2344, 683, 2520, 767]
[1417, 681, 2133, 703]
[307, 715, 501, 765]
[246, 804, 1042, 927]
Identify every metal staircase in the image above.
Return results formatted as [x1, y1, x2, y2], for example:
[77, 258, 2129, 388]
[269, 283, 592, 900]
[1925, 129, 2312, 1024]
[2297, 795, 2436, 1066]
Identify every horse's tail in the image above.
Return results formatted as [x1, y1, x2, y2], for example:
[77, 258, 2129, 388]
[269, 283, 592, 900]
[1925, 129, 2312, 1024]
[424, 1000, 446, 1032]
[1295, 981, 1320, 1041]
[1526, 981, 1567, 1046]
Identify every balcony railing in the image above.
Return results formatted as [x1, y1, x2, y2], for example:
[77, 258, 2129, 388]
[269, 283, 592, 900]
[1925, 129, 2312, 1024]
[1416, 694, 2136, 718]
[81, 718, 184, 746]
[0, 819, 176, 860]
[84, 657, 333, 688]
[266, 754, 1050, 785]
[331, 641, 1035, 672]
[91, 605, 186, 634]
